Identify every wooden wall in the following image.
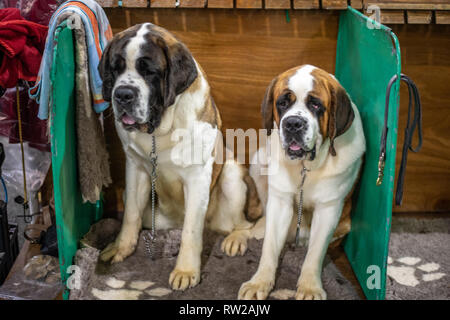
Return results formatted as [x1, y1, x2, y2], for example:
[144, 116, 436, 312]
[391, 24, 450, 213]
[102, 8, 450, 214]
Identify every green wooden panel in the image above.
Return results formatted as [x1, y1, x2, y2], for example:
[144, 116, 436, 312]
[336, 8, 401, 300]
[50, 26, 103, 299]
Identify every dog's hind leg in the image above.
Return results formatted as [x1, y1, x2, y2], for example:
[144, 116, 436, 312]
[220, 149, 268, 256]
[209, 160, 261, 257]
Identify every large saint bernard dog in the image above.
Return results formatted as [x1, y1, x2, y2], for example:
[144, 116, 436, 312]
[239, 65, 366, 300]
[98, 23, 262, 291]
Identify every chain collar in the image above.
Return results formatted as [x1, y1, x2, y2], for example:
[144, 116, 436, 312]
[295, 163, 310, 247]
[143, 135, 158, 259]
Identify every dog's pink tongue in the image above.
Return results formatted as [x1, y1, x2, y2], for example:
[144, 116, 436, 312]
[289, 142, 301, 151]
[122, 114, 136, 125]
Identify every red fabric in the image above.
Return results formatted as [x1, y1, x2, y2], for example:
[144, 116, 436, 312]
[0, 0, 60, 26]
[0, 8, 47, 88]
[0, 2, 58, 151]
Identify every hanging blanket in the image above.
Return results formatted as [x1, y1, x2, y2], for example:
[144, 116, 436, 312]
[29, 0, 112, 120]
[33, 0, 113, 203]
[62, 12, 112, 203]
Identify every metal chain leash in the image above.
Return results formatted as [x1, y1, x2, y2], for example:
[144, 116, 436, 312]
[295, 164, 309, 247]
[143, 135, 158, 259]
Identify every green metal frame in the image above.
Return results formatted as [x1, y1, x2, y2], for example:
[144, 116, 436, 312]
[50, 26, 103, 299]
[336, 7, 401, 300]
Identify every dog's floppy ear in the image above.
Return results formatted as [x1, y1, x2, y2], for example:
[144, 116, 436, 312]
[261, 77, 278, 136]
[328, 84, 354, 156]
[162, 41, 198, 108]
[98, 40, 113, 102]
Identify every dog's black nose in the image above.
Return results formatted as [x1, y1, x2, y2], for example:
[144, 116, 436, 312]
[284, 116, 307, 133]
[114, 86, 136, 106]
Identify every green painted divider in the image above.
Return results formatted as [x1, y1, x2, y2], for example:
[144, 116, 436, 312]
[50, 26, 103, 299]
[336, 8, 401, 300]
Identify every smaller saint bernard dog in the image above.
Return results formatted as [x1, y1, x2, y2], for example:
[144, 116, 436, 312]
[98, 23, 262, 291]
[239, 65, 366, 300]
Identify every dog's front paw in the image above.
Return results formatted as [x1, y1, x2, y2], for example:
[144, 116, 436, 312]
[296, 279, 326, 300]
[221, 231, 248, 257]
[100, 239, 136, 264]
[169, 268, 200, 291]
[238, 279, 273, 300]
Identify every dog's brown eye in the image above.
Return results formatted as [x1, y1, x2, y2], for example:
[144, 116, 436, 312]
[113, 56, 125, 72]
[307, 95, 324, 114]
[138, 59, 148, 71]
[276, 92, 292, 111]
[137, 58, 155, 77]
[277, 99, 290, 113]
[308, 102, 324, 115]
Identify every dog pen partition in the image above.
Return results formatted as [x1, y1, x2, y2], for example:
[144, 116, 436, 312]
[50, 7, 401, 300]
[50, 26, 103, 299]
[336, 7, 401, 300]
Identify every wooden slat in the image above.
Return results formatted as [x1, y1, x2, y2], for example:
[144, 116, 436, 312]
[150, 0, 176, 7]
[97, 0, 118, 7]
[407, 10, 432, 24]
[123, 0, 148, 7]
[380, 9, 405, 24]
[363, 1, 450, 10]
[236, 0, 263, 8]
[349, 0, 363, 9]
[207, 0, 234, 8]
[293, 0, 320, 9]
[265, 0, 291, 9]
[179, 0, 206, 7]
[436, 11, 450, 24]
[321, 0, 347, 9]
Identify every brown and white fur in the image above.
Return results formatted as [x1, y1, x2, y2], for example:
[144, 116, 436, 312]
[98, 23, 262, 291]
[238, 65, 366, 300]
